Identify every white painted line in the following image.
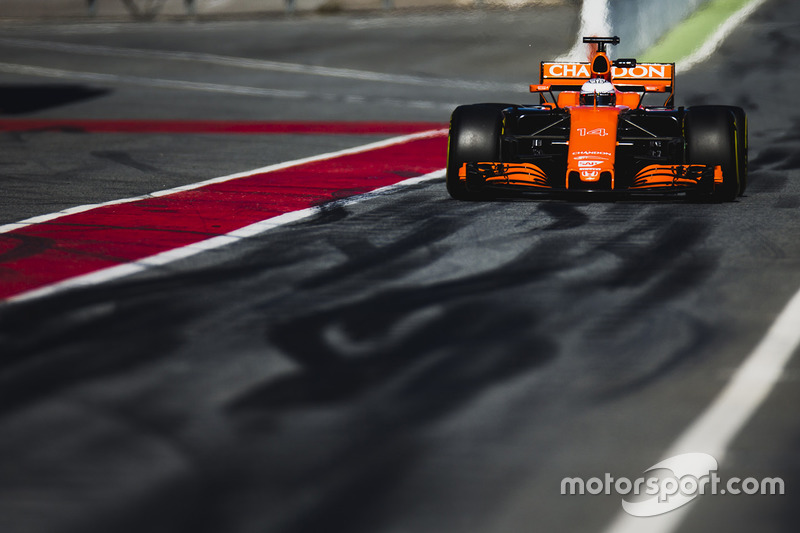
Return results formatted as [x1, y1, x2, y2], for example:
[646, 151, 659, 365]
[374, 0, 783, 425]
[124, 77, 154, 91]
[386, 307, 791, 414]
[0, 128, 446, 235]
[0, 37, 517, 93]
[0, 61, 456, 110]
[0, 60, 312, 97]
[602, 292, 800, 533]
[8, 169, 446, 304]
[677, 0, 770, 72]
[3, 130, 447, 303]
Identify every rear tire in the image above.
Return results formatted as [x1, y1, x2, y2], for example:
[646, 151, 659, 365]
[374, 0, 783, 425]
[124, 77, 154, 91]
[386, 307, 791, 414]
[446, 104, 507, 200]
[685, 106, 742, 202]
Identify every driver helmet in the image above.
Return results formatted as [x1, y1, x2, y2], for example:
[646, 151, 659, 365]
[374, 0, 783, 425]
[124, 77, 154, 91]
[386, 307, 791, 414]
[580, 78, 616, 106]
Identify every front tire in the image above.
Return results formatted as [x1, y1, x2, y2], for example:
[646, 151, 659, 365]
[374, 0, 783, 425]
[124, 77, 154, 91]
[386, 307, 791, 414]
[685, 106, 745, 202]
[446, 104, 507, 200]
[723, 106, 748, 195]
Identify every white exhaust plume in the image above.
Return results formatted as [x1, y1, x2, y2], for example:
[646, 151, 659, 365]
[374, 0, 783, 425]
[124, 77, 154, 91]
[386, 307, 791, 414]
[556, 0, 611, 61]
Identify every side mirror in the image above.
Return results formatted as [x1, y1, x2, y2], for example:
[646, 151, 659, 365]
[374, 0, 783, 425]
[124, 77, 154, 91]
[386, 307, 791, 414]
[614, 58, 637, 68]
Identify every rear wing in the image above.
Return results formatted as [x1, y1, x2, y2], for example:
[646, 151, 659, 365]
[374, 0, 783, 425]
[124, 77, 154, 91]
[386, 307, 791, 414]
[532, 62, 675, 108]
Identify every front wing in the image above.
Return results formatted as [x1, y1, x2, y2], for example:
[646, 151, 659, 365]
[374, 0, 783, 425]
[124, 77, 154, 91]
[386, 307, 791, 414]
[460, 162, 722, 196]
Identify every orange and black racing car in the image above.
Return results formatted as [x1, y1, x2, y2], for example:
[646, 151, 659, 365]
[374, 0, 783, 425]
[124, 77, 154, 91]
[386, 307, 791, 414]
[447, 36, 747, 202]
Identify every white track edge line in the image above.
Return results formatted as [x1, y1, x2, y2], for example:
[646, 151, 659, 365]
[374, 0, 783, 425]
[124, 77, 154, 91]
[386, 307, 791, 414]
[602, 286, 800, 533]
[0, 37, 516, 92]
[0, 62, 459, 110]
[0, 128, 447, 235]
[677, 0, 770, 72]
[5, 168, 445, 304]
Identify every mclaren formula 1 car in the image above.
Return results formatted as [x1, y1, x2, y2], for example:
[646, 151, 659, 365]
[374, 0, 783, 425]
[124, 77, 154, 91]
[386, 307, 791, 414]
[447, 36, 747, 201]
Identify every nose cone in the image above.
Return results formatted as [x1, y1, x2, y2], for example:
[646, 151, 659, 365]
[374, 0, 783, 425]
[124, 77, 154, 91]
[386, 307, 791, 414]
[567, 106, 621, 189]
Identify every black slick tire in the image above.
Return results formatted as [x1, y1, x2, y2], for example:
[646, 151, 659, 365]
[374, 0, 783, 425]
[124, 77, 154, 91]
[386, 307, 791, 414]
[723, 106, 748, 195]
[685, 106, 742, 202]
[446, 104, 506, 201]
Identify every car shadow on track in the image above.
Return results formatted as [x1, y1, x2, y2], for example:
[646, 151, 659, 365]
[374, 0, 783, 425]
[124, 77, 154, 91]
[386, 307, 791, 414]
[0, 84, 110, 115]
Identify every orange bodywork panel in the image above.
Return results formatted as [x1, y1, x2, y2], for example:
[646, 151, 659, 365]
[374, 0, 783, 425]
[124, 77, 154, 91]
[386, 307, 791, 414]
[557, 90, 640, 109]
[557, 92, 580, 107]
[616, 92, 641, 108]
[566, 106, 621, 188]
[630, 164, 723, 189]
[457, 106, 624, 189]
[458, 162, 551, 188]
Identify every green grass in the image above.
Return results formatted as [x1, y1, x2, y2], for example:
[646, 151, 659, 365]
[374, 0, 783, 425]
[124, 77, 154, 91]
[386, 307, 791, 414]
[639, 0, 753, 62]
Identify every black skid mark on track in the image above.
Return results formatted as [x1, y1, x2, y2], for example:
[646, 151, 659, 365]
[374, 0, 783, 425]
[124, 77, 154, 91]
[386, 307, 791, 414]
[538, 202, 590, 231]
[597, 219, 711, 291]
[586, 217, 717, 323]
[747, 171, 786, 193]
[774, 195, 800, 208]
[91, 151, 159, 173]
[750, 147, 789, 169]
[0, 85, 110, 115]
[238, 300, 554, 411]
[298, 203, 351, 226]
[0, 233, 53, 264]
[224, 205, 565, 533]
[229, 239, 564, 413]
[722, 27, 800, 75]
[575, 217, 719, 396]
[591, 313, 715, 402]
[0, 284, 195, 416]
[751, 147, 800, 171]
[274, 452, 417, 533]
[749, 119, 800, 176]
[296, 215, 455, 291]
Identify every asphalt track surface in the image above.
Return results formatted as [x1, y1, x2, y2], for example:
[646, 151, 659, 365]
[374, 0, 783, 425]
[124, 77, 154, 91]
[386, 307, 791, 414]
[0, 2, 798, 533]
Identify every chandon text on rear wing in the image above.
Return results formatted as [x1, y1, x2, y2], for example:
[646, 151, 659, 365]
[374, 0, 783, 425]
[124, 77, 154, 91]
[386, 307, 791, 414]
[533, 62, 675, 108]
